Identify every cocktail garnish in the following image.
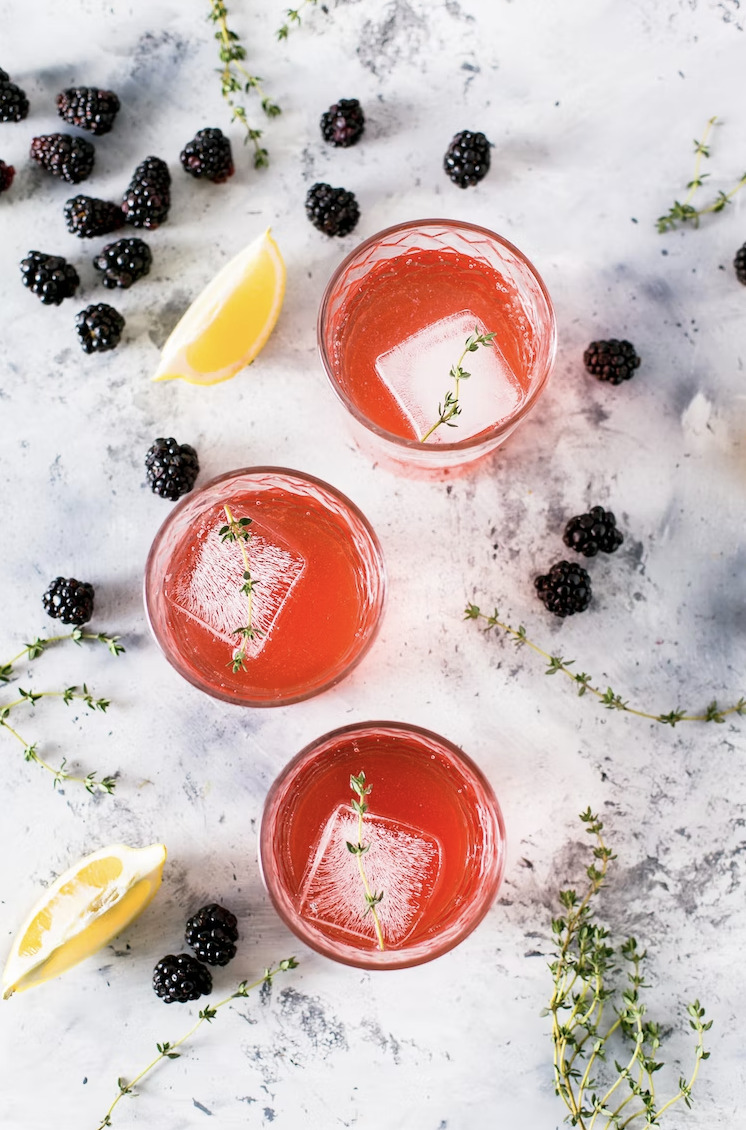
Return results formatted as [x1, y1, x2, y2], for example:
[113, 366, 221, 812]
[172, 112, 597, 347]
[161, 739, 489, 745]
[219, 505, 263, 673]
[421, 327, 496, 443]
[346, 771, 386, 950]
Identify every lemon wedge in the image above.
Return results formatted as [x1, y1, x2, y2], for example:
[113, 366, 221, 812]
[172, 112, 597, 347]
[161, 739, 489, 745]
[152, 228, 286, 385]
[2, 842, 166, 999]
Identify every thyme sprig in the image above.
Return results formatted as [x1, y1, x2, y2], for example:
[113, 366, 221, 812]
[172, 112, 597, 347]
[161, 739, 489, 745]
[0, 630, 122, 793]
[208, 0, 281, 169]
[465, 603, 745, 727]
[96, 959, 298, 1129]
[421, 328, 497, 443]
[219, 505, 263, 674]
[549, 809, 711, 1127]
[277, 0, 319, 40]
[346, 772, 385, 950]
[657, 116, 746, 232]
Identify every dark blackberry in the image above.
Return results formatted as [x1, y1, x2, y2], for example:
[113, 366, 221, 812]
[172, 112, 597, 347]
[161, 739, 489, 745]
[320, 98, 365, 148]
[185, 904, 238, 967]
[443, 130, 492, 188]
[145, 437, 200, 501]
[179, 128, 234, 183]
[734, 243, 746, 286]
[75, 303, 125, 353]
[20, 251, 80, 305]
[305, 182, 360, 237]
[0, 75, 29, 122]
[563, 506, 623, 558]
[93, 237, 152, 289]
[42, 577, 95, 626]
[535, 560, 592, 618]
[152, 954, 212, 1004]
[0, 160, 14, 193]
[122, 156, 171, 229]
[56, 87, 121, 135]
[30, 133, 95, 184]
[64, 194, 125, 238]
[583, 340, 641, 385]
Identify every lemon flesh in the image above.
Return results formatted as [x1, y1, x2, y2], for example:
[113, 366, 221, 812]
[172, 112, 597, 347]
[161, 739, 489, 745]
[2, 842, 166, 998]
[152, 228, 286, 386]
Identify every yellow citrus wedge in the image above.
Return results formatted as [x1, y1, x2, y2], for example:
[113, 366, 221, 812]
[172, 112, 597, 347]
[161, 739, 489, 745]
[2, 842, 166, 999]
[152, 227, 286, 385]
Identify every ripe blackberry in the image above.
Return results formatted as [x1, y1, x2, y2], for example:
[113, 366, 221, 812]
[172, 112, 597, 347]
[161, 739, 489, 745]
[152, 954, 212, 1004]
[145, 437, 200, 501]
[305, 182, 360, 237]
[0, 72, 28, 122]
[563, 506, 623, 557]
[180, 128, 234, 183]
[734, 243, 746, 286]
[0, 160, 14, 193]
[185, 904, 238, 967]
[443, 130, 492, 188]
[63, 194, 125, 238]
[56, 87, 121, 135]
[42, 577, 95, 626]
[75, 303, 125, 353]
[122, 156, 171, 229]
[320, 98, 365, 148]
[535, 560, 592, 618]
[30, 134, 95, 184]
[20, 251, 80, 305]
[93, 237, 152, 289]
[583, 340, 640, 385]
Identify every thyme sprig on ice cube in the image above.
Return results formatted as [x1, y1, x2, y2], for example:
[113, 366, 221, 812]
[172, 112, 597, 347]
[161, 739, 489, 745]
[421, 328, 496, 443]
[219, 505, 263, 674]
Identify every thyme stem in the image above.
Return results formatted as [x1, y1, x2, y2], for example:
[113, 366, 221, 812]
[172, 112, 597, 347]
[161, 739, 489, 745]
[657, 116, 746, 231]
[347, 772, 385, 950]
[220, 505, 263, 674]
[421, 329, 496, 443]
[276, 0, 319, 40]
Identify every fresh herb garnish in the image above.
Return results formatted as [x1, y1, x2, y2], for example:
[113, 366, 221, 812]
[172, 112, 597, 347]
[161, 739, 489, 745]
[549, 809, 711, 1127]
[421, 328, 496, 443]
[465, 603, 745, 726]
[346, 772, 385, 950]
[208, 0, 281, 169]
[96, 959, 298, 1129]
[657, 116, 746, 232]
[219, 505, 263, 674]
[276, 0, 319, 40]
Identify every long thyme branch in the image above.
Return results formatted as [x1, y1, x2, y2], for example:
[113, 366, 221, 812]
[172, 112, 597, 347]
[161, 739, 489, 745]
[657, 116, 746, 232]
[96, 959, 298, 1129]
[346, 772, 385, 950]
[276, 0, 319, 40]
[465, 603, 745, 726]
[421, 328, 496, 443]
[220, 505, 262, 674]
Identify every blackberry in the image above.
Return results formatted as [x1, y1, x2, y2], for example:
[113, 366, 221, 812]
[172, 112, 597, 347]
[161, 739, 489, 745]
[75, 303, 125, 354]
[305, 182, 360, 237]
[56, 87, 121, 135]
[563, 506, 624, 558]
[42, 577, 95, 626]
[0, 73, 29, 122]
[93, 237, 152, 289]
[63, 194, 125, 238]
[180, 128, 234, 183]
[443, 130, 492, 188]
[122, 156, 171, 229]
[583, 340, 641, 385]
[152, 954, 212, 1004]
[0, 160, 14, 193]
[734, 243, 746, 286]
[320, 98, 365, 148]
[535, 560, 592, 618]
[145, 437, 199, 501]
[20, 251, 80, 305]
[30, 134, 95, 184]
[185, 904, 238, 967]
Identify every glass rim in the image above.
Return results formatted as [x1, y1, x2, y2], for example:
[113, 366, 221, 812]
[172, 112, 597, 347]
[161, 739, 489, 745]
[143, 466, 387, 708]
[317, 216, 558, 453]
[258, 719, 507, 969]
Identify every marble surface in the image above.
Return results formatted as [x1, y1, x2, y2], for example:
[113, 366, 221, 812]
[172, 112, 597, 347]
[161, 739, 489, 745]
[1, 1, 745, 1127]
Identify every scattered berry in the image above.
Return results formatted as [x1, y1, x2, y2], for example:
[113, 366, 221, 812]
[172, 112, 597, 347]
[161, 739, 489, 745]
[75, 303, 125, 354]
[320, 98, 365, 148]
[122, 156, 171, 229]
[56, 87, 121, 135]
[563, 507, 624, 557]
[583, 340, 641, 385]
[305, 182, 360, 237]
[535, 560, 592, 618]
[180, 128, 234, 183]
[0, 160, 14, 193]
[185, 904, 239, 967]
[30, 133, 95, 184]
[93, 237, 152, 289]
[152, 954, 212, 1004]
[443, 130, 492, 188]
[145, 437, 200, 501]
[42, 577, 95, 626]
[734, 243, 746, 286]
[0, 70, 29, 122]
[63, 194, 125, 238]
[20, 251, 80, 305]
